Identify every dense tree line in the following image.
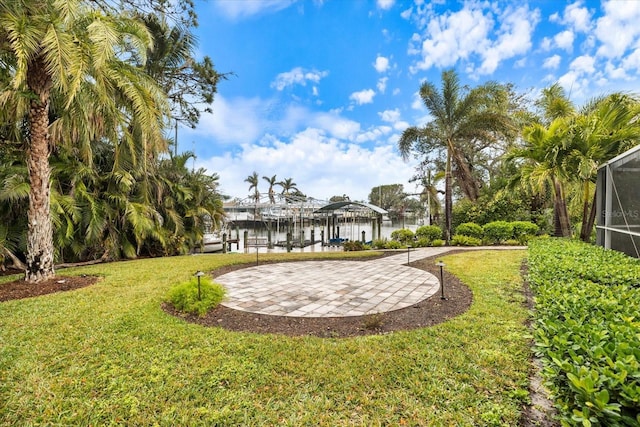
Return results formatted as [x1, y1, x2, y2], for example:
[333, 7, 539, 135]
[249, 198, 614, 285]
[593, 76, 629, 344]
[398, 70, 640, 243]
[0, 0, 226, 280]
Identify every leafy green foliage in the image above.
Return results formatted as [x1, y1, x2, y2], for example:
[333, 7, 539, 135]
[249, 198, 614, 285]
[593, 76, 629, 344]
[455, 222, 484, 239]
[390, 228, 415, 245]
[166, 276, 226, 316]
[384, 240, 403, 249]
[528, 239, 640, 425]
[482, 221, 514, 244]
[511, 221, 539, 244]
[415, 225, 443, 242]
[343, 241, 366, 251]
[371, 239, 387, 249]
[431, 239, 445, 247]
[451, 234, 482, 246]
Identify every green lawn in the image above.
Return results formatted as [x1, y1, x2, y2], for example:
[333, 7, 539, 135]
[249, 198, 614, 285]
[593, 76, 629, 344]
[0, 250, 530, 426]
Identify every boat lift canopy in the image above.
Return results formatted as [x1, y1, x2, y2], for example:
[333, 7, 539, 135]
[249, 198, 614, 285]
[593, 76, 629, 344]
[313, 201, 387, 215]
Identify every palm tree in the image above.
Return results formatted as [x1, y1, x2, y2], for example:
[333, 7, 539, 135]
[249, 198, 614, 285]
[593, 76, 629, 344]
[509, 119, 572, 237]
[245, 172, 260, 202]
[398, 69, 515, 241]
[564, 93, 640, 241]
[263, 175, 277, 204]
[278, 178, 299, 201]
[139, 13, 226, 131]
[0, 0, 167, 282]
[416, 169, 445, 225]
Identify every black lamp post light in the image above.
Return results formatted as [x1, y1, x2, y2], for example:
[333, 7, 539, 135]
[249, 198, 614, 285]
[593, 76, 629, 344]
[436, 260, 446, 300]
[194, 270, 205, 300]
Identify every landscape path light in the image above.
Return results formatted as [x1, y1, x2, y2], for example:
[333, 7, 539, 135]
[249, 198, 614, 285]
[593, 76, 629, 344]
[436, 261, 446, 300]
[194, 271, 205, 300]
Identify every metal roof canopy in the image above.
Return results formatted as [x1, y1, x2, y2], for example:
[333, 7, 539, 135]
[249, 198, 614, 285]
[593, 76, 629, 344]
[314, 201, 387, 215]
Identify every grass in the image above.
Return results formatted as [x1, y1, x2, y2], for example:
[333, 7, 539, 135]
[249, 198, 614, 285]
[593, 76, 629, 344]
[0, 249, 530, 426]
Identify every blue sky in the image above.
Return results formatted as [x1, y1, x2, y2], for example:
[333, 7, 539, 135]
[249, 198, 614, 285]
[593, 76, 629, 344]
[180, 0, 640, 201]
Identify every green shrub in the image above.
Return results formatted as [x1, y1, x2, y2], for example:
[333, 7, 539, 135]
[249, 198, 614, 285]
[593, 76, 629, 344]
[431, 239, 445, 247]
[511, 221, 539, 244]
[415, 225, 442, 242]
[482, 221, 513, 244]
[390, 228, 415, 245]
[451, 234, 482, 246]
[528, 239, 640, 426]
[455, 222, 484, 239]
[413, 237, 432, 247]
[371, 239, 387, 249]
[165, 276, 226, 316]
[343, 240, 365, 251]
[385, 240, 403, 249]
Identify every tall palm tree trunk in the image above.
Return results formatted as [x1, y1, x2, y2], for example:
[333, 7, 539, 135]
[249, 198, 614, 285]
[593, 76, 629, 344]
[450, 145, 479, 201]
[581, 189, 598, 242]
[25, 56, 55, 282]
[444, 149, 453, 243]
[553, 179, 571, 238]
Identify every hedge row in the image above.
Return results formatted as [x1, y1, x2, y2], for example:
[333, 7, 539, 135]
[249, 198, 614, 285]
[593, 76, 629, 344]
[528, 239, 640, 426]
[385, 225, 445, 248]
[453, 220, 539, 245]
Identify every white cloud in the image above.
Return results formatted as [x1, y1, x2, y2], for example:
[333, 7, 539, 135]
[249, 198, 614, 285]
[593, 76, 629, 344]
[477, 5, 540, 74]
[411, 6, 492, 71]
[190, 95, 265, 145]
[377, 0, 394, 10]
[271, 67, 329, 91]
[373, 55, 390, 72]
[554, 30, 574, 51]
[213, 0, 297, 20]
[570, 55, 596, 74]
[379, 109, 401, 123]
[198, 128, 417, 201]
[562, 1, 592, 32]
[543, 54, 561, 69]
[595, 0, 640, 58]
[622, 48, 640, 71]
[377, 77, 388, 93]
[355, 125, 393, 143]
[311, 113, 361, 140]
[605, 61, 629, 80]
[411, 91, 424, 110]
[349, 89, 376, 105]
[410, 3, 539, 75]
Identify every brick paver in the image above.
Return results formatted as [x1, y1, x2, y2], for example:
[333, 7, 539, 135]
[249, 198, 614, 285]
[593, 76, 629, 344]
[216, 247, 451, 317]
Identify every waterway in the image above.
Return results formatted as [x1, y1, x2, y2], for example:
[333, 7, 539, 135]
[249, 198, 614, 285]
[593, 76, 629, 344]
[219, 219, 419, 254]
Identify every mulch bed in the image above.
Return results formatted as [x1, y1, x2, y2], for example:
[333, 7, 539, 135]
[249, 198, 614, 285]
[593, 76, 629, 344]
[163, 253, 473, 338]
[0, 274, 99, 302]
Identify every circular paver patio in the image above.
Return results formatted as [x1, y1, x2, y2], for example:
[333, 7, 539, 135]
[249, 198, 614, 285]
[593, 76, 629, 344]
[215, 248, 450, 317]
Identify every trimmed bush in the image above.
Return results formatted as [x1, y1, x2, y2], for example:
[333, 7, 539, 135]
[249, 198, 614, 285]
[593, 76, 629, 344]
[390, 229, 415, 245]
[385, 240, 403, 249]
[166, 276, 226, 316]
[455, 222, 484, 239]
[415, 225, 443, 242]
[511, 221, 539, 244]
[343, 241, 365, 251]
[528, 239, 640, 426]
[482, 221, 513, 244]
[414, 237, 431, 248]
[431, 239, 445, 247]
[451, 234, 482, 246]
[371, 239, 387, 249]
